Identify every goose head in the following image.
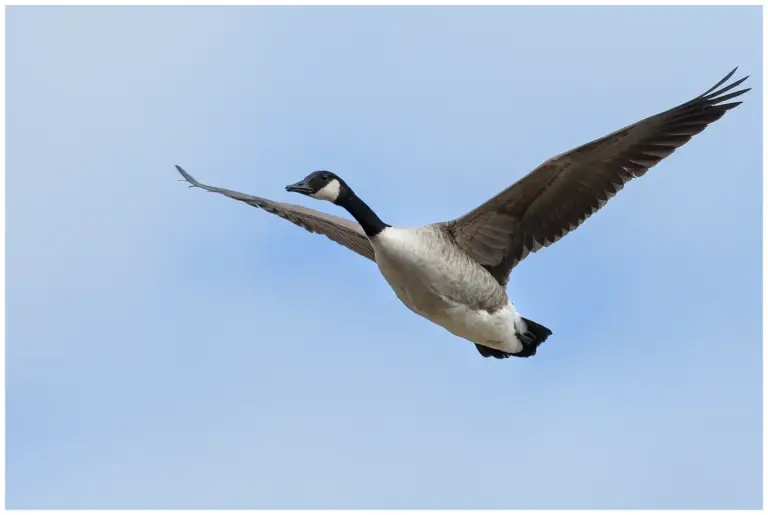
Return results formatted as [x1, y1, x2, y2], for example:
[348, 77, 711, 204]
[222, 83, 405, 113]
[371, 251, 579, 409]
[286, 171, 346, 204]
[286, 170, 388, 237]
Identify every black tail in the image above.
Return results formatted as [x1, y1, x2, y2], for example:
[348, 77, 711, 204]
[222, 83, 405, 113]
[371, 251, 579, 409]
[513, 318, 552, 358]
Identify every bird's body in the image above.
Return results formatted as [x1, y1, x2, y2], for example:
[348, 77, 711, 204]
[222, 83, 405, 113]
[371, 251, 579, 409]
[371, 225, 527, 354]
[177, 68, 749, 360]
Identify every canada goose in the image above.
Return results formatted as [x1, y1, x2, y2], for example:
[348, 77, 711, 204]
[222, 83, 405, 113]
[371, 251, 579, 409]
[177, 68, 749, 359]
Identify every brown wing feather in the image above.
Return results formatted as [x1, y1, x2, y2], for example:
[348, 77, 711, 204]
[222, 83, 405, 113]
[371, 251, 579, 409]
[449, 68, 750, 285]
[176, 166, 376, 261]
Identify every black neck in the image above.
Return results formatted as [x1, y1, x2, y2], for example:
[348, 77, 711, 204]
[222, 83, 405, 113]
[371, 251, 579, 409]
[337, 190, 388, 237]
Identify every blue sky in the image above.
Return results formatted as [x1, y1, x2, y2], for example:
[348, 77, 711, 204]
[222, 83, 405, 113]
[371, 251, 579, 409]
[5, 5, 762, 509]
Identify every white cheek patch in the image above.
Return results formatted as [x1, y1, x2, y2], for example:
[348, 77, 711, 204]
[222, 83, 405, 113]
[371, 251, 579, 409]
[310, 179, 341, 202]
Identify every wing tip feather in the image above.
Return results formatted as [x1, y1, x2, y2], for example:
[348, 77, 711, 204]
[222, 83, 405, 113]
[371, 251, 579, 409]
[701, 68, 750, 101]
[175, 164, 202, 188]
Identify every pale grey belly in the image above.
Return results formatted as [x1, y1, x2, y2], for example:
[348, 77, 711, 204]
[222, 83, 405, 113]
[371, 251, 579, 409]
[369, 226, 519, 350]
[376, 253, 453, 319]
[375, 254, 519, 348]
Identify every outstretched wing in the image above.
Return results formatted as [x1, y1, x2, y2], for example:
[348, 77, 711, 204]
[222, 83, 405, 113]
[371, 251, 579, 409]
[448, 68, 750, 285]
[176, 166, 376, 261]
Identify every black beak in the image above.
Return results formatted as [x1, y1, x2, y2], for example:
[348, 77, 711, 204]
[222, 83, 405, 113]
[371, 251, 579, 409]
[285, 180, 313, 194]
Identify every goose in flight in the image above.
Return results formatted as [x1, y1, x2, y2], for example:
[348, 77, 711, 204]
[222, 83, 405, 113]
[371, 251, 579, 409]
[177, 68, 749, 359]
